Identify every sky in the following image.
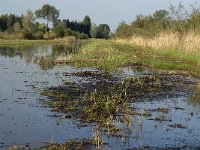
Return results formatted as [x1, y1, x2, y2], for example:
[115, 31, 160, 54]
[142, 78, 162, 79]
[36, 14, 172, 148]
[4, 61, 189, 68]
[0, 0, 198, 30]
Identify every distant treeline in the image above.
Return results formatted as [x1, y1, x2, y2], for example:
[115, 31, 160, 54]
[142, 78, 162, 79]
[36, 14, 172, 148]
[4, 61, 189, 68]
[0, 4, 110, 39]
[114, 2, 200, 38]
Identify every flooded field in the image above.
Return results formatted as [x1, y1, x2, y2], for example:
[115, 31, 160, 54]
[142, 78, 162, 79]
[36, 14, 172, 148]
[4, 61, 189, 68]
[0, 44, 200, 149]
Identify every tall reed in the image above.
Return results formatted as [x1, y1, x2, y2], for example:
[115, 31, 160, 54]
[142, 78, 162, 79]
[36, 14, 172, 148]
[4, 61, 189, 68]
[116, 31, 200, 54]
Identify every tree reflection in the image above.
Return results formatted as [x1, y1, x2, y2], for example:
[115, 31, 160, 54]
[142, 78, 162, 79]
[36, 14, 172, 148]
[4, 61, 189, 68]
[0, 41, 82, 70]
[188, 83, 200, 106]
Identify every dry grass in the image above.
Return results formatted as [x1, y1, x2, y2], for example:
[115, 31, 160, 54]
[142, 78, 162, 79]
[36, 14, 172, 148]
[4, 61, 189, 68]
[116, 31, 200, 54]
[0, 32, 23, 39]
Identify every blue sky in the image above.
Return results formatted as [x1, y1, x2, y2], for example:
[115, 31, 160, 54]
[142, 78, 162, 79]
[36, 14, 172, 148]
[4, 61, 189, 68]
[0, 0, 197, 30]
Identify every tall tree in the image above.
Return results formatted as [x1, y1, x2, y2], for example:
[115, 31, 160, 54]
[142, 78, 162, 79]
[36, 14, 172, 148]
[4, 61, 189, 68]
[96, 24, 110, 39]
[7, 14, 16, 31]
[13, 22, 21, 32]
[0, 15, 8, 31]
[81, 15, 91, 37]
[90, 23, 97, 38]
[115, 21, 132, 38]
[153, 10, 169, 20]
[22, 9, 35, 32]
[35, 4, 60, 32]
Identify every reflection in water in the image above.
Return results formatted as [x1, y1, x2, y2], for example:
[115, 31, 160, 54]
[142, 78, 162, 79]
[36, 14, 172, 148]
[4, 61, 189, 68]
[0, 43, 87, 149]
[0, 42, 81, 70]
[189, 82, 200, 106]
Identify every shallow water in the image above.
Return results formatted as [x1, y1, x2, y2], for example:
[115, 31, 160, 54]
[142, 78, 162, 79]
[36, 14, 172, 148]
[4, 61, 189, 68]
[0, 44, 92, 149]
[0, 44, 200, 149]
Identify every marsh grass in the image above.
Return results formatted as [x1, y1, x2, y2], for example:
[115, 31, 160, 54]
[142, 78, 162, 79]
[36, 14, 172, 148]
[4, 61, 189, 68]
[115, 32, 200, 75]
[43, 87, 131, 134]
[136, 47, 200, 75]
[71, 39, 137, 71]
[117, 31, 200, 53]
[41, 75, 167, 134]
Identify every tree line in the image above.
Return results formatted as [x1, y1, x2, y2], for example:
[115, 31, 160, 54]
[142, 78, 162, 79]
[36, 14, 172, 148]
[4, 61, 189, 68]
[114, 2, 200, 38]
[0, 4, 110, 39]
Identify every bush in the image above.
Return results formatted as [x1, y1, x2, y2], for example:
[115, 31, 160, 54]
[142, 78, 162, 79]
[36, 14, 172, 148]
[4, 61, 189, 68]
[74, 32, 88, 39]
[65, 28, 73, 36]
[52, 24, 65, 38]
[43, 32, 56, 39]
[0, 32, 23, 39]
[22, 31, 34, 40]
[114, 22, 134, 38]
[34, 32, 44, 40]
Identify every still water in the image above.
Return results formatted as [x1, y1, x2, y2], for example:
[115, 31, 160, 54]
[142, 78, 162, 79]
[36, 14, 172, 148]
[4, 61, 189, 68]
[0, 44, 92, 149]
[0, 44, 200, 149]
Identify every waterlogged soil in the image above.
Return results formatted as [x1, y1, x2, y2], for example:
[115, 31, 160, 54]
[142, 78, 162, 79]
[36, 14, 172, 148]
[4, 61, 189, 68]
[41, 67, 200, 149]
[45, 71, 195, 102]
[1, 45, 200, 149]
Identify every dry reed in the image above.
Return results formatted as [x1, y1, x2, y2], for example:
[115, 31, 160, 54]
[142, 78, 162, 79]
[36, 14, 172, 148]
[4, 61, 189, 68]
[116, 31, 200, 54]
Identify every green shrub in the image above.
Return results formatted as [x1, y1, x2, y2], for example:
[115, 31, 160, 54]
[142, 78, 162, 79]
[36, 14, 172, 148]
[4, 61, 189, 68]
[74, 32, 88, 39]
[65, 28, 73, 36]
[43, 32, 56, 39]
[34, 32, 44, 40]
[52, 24, 65, 38]
[22, 31, 34, 40]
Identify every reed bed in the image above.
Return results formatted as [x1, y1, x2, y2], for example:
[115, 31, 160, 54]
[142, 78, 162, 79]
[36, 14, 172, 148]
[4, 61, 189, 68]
[116, 31, 200, 54]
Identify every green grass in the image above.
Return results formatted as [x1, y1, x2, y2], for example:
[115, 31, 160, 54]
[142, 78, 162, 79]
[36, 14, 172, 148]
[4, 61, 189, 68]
[70, 39, 200, 76]
[71, 39, 137, 71]
[138, 47, 200, 75]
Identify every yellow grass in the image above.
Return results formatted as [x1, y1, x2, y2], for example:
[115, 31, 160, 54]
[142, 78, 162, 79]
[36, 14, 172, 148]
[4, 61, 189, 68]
[116, 31, 200, 54]
[0, 32, 23, 39]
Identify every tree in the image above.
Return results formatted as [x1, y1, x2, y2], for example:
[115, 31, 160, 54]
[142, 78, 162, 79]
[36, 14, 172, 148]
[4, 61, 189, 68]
[115, 21, 132, 38]
[35, 4, 60, 32]
[53, 23, 65, 38]
[62, 19, 70, 28]
[90, 23, 97, 38]
[153, 10, 169, 20]
[7, 14, 16, 31]
[0, 15, 7, 31]
[168, 2, 188, 20]
[96, 24, 110, 39]
[22, 9, 35, 32]
[13, 22, 21, 32]
[81, 15, 91, 37]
